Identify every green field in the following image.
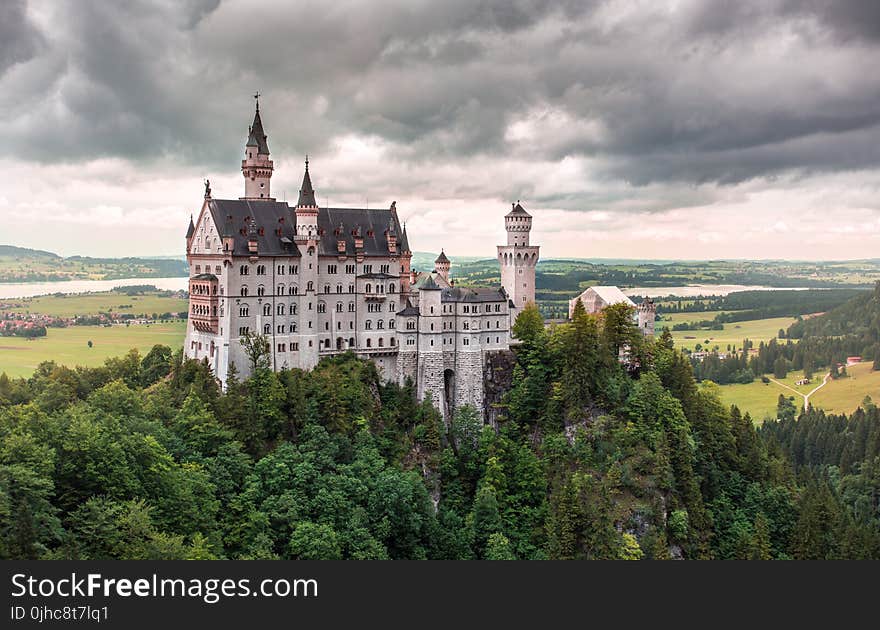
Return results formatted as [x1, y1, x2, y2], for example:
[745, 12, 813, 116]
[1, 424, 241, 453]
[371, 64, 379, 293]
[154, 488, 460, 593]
[0, 291, 188, 318]
[659, 310, 729, 325]
[718, 362, 879, 422]
[0, 322, 187, 378]
[670, 316, 796, 351]
[811, 362, 880, 415]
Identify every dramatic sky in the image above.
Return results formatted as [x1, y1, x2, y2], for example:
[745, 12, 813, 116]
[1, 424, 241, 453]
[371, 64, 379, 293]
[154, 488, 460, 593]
[2, 0, 880, 260]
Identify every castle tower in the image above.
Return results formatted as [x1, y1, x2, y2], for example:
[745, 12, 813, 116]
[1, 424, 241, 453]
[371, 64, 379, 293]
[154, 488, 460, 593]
[241, 96, 274, 200]
[637, 297, 656, 337]
[497, 201, 539, 312]
[434, 250, 450, 282]
[416, 276, 444, 411]
[294, 157, 320, 369]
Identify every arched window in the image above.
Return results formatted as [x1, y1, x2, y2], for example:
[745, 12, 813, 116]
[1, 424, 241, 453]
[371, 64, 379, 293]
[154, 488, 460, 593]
[263, 323, 270, 334]
[241, 286, 249, 296]
[336, 302, 343, 313]
[366, 338, 372, 348]
[307, 281, 314, 292]
[257, 285, 265, 296]
[337, 284, 343, 293]
[277, 284, 284, 295]
[291, 303, 297, 315]
[239, 305, 249, 317]
[240, 265, 249, 275]
[323, 284, 331, 294]
[366, 283, 372, 293]
[389, 283, 396, 293]
[317, 302, 326, 314]
[378, 338, 384, 347]
[365, 320, 372, 330]
[277, 304, 285, 315]
[377, 319, 384, 329]
[348, 302, 355, 312]
[290, 285, 298, 295]
[389, 319, 395, 329]
[349, 337, 355, 347]
[263, 304, 271, 316]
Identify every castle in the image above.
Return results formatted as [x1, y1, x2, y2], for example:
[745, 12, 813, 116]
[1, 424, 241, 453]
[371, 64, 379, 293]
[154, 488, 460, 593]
[184, 101, 538, 419]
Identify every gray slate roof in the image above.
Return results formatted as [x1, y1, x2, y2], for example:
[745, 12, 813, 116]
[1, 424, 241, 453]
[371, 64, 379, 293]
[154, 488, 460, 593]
[505, 202, 530, 217]
[205, 199, 405, 258]
[441, 286, 506, 303]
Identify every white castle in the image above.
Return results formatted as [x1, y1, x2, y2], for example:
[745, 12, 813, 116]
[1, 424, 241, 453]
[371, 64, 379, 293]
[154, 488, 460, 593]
[184, 101, 539, 419]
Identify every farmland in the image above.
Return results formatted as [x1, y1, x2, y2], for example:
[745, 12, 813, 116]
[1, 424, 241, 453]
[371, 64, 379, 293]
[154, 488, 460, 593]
[0, 290, 188, 318]
[0, 322, 187, 378]
[669, 316, 797, 351]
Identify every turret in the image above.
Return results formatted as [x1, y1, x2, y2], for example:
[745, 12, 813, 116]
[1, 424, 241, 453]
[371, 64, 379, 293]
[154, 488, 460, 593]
[241, 95, 274, 200]
[497, 200, 539, 311]
[434, 250, 450, 281]
[637, 297, 656, 337]
[505, 201, 532, 246]
[294, 157, 319, 242]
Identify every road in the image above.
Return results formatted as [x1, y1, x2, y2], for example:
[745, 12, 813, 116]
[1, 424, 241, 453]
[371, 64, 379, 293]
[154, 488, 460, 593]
[768, 372, 831, 409]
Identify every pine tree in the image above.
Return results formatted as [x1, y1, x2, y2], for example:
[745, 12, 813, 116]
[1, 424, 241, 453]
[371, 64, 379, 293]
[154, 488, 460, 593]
[750, 513, 772, 560]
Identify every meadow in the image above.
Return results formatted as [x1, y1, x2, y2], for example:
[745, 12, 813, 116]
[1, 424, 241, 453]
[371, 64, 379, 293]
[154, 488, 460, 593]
[0, 322, 187, 378]
[669, 316, 797, 351]
[0, 290, 188, 318]
[718, 362, 879, 422]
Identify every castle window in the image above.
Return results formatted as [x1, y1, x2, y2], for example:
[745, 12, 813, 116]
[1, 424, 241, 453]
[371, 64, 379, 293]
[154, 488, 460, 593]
[263, 323, 270, 334]
[277, 284, 284, 294]
[346, 264, 356, 274]
[464, 338, 469, 345]
[277, 343, 285, 352]
[277, 265, 285, 274]
[389, 319, 395, 329]
[378, 338, 384, 347]
[277, 304, 285, 315]
[337, 284, 343, 293]
[289, 265, 298, 274]
[349, 337, 355, 347]
[317, 302, 326, 313]
[380, 264, 389, 274]
[349, 302, 355, 312]
[377, 320, 384, 329]
[363, 264, 373, 274]
[327, 265, 337, 274]
[389, 303, 395, 312]
[365, 320, 372, 330]
[239, 305, 249, 317]
[277, 325, 285, 334]
[324, 284, 331, 294]
[336, 302, 343, 313]
[195, 265, 201, 273]
[366, 338, 372, 347]
[257, 265, 266, 275]
[349, 284, 355, 293]
[291, 285, 299, 295]
[496, 337, 500, 343]
[350, 321, 354, 329]
[337, 321, 342, 330]
[390, 338, 395, 346]
[291, 304, 297, 315]
[292, 343, 299, 351]
[257, 286, 265, 296]
[325, 322, 329, 330]
[263, 304, 271, 316]
[366, 284, 372, 293]
[307, 281, 314, 292]
[389, 283, 396, 293]
[238, 326, 249, 335]
[463, 322, 469, 330]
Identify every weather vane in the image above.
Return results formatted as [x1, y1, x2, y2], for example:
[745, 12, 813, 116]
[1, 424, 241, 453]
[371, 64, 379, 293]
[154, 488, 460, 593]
[254, 91, 260, 111]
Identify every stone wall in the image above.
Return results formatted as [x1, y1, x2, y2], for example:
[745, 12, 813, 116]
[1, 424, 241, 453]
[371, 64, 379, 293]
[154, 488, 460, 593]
[483, 349, 517, 428]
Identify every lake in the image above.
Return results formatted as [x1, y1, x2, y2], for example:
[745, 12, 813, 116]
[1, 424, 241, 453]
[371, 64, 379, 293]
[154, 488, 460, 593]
[0, 278, 811, 300]
[622, 284, 811, 298]
[0, 277, 190, 299]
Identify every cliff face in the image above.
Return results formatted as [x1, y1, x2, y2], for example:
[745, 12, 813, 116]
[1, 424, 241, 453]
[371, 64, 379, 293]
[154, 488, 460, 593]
[483, 350, 517, 427]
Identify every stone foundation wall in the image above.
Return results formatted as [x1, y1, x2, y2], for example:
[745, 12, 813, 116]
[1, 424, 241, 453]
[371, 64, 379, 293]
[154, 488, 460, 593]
[483, 349, 517, 428]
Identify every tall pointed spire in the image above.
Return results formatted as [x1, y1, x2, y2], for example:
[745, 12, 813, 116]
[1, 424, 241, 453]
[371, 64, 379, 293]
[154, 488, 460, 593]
[297, 156, 317, 207]
[246, 95, 269, 155]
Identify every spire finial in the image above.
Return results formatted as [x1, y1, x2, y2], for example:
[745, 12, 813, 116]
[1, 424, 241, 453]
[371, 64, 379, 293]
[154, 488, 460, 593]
[254, 91, 260, 112]
[305, 154, 309, 171]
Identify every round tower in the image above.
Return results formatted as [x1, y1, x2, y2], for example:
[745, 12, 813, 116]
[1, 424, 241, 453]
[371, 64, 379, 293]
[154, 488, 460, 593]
[241, 95, 274, 200]
[497, 201, 540, 312]
[637, 297, 656, 337]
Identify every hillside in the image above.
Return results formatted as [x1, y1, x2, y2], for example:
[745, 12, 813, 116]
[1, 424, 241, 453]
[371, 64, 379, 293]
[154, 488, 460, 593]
[0, 245, 188, 283]
[788, 281, 880, 342]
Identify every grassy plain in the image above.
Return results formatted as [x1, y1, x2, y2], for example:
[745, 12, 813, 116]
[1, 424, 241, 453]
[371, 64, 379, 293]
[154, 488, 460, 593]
[658, 310, 729, 326]
[718, 362, 879, 422]
[670, 316, 797, 351]
[0, 291, 188, 318]
[0, 322, 187, 378]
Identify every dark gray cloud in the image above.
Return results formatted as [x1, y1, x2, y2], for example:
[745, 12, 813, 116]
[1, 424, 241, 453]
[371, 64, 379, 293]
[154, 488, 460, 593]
[1, 0, 879, 189]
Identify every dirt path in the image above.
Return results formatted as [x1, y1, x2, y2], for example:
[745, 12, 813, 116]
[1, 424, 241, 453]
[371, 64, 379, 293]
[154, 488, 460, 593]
[768, 372, 831, 409]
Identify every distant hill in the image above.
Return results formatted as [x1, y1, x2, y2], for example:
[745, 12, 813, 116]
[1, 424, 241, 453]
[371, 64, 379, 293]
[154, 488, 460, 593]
[0, 245, 61, 259]
[788, 281, 880, 345]
[0, 245, 188, 283]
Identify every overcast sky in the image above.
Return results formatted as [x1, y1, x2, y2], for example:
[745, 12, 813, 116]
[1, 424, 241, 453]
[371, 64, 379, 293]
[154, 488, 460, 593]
[2, 0, 880, 260]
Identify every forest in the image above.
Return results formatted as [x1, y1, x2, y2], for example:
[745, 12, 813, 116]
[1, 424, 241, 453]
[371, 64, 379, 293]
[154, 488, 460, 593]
[0, 300, 878, 560]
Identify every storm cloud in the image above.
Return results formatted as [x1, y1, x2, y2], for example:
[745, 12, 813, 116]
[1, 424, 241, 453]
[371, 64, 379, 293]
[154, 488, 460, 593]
[0, 0, 879, 258]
